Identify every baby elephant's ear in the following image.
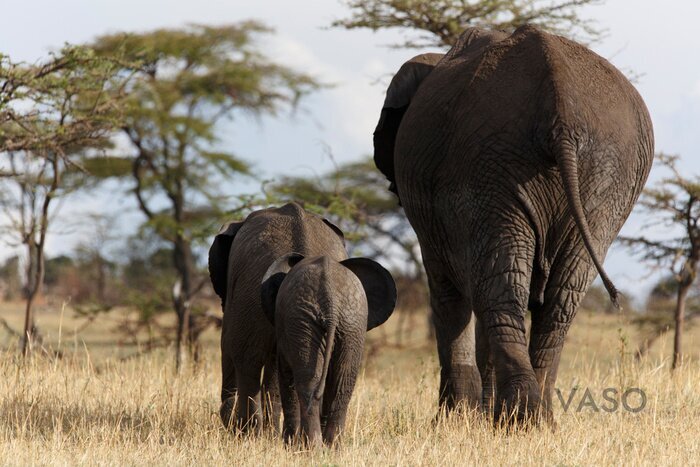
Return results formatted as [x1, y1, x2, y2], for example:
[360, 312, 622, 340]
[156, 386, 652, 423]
[340, 258, 397, 331]
[260, 253, 305, 325]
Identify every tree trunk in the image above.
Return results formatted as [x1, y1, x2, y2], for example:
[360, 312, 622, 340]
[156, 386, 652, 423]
[21, 240, 44, 356]
[97, 255, 106, 303]
[672, 281, 690, 370]
[21, 154, 58, 357]
[21, 291, 37, 356]
[173, 287, 189, 371]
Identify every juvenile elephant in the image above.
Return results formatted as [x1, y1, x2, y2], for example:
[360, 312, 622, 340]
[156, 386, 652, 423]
[374, 26, 654, 423]
[208, 202, 347, 432]
[260, 254, 396, 446]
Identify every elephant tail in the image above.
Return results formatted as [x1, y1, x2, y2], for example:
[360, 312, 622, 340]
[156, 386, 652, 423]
[306, 318, 337, 414]
[555, 136, 620, 308]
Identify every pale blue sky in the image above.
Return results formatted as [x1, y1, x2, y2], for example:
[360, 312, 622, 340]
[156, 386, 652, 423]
[1, 0, 699, 302]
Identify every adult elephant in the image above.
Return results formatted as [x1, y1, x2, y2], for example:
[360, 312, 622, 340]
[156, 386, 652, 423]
[374, 25, 654, 422]
[208, 202, 347, 432]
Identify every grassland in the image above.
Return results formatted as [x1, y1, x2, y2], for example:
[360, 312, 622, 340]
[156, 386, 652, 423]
[1, 301, 699, 465]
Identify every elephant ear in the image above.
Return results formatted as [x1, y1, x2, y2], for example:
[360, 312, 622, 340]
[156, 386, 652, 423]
[208, 221, 245, 309]
[374, 53, 443, 199]
[260, 253, 305, 325]
[340, 258, 397, 331]
[322, 218, 345, 245]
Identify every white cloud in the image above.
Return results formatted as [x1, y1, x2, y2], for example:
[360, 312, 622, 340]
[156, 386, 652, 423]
[262, 33, 396, 154]
[265, 34, 343, 83]
[328, 59, 392, 150]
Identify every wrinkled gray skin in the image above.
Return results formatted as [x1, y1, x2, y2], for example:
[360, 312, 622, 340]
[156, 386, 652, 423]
[208, 202, 347, 432]
[374, 26, 654, 423]
[260, 254, 396, 446]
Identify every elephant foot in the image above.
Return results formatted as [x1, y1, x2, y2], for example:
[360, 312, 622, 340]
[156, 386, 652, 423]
[219, 398, 235, 430]
[494, 375, 547, 429]
[283, 429, 297, 446]
[282, 419, 300, 445]
[437, 364, 482, 415]
[219, 397, 262, 434]
[299, 398, 323, 448]
[322, 423, 342, 447]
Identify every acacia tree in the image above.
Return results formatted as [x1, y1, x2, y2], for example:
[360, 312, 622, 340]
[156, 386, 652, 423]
[0, 47, 128, 356]
[333, 0, 605, 48]
[619, 154, 700, 370]
[89, 23, 320, 370]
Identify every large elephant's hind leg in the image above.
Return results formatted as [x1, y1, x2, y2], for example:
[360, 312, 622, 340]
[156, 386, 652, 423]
[234, 367, 264, 434]
[219, 351, 237, 429]
[473, 228, 541, 426]
[261, 355, 281, 433]
[529, 248, 595, 422]
[476, 315, 496, 415]
[425, 259, 481, 414]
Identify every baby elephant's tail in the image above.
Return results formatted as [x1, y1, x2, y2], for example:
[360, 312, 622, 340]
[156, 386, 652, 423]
[306, 319, 337, 415]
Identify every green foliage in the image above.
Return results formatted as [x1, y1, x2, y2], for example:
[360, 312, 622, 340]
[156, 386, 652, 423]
[88, 22, 320, 246]
[0, 45, 131, 158]
[43, 255, 74, 287]
[121, 245, 177, 322]
[333, 0, 605, 48]
[78, 156, 133, 178]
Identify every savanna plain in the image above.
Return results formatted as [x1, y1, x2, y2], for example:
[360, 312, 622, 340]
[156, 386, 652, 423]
[1, 301, 699, 465]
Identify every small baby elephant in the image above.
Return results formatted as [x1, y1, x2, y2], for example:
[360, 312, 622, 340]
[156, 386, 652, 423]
[260, 253, 396, 446]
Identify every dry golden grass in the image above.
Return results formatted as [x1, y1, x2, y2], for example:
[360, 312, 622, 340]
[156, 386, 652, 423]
[1, 302, 700, 465]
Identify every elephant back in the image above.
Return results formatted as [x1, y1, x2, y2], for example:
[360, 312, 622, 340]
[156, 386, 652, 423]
[223, 203, 347, 312]
[209, 202, 347, 314]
